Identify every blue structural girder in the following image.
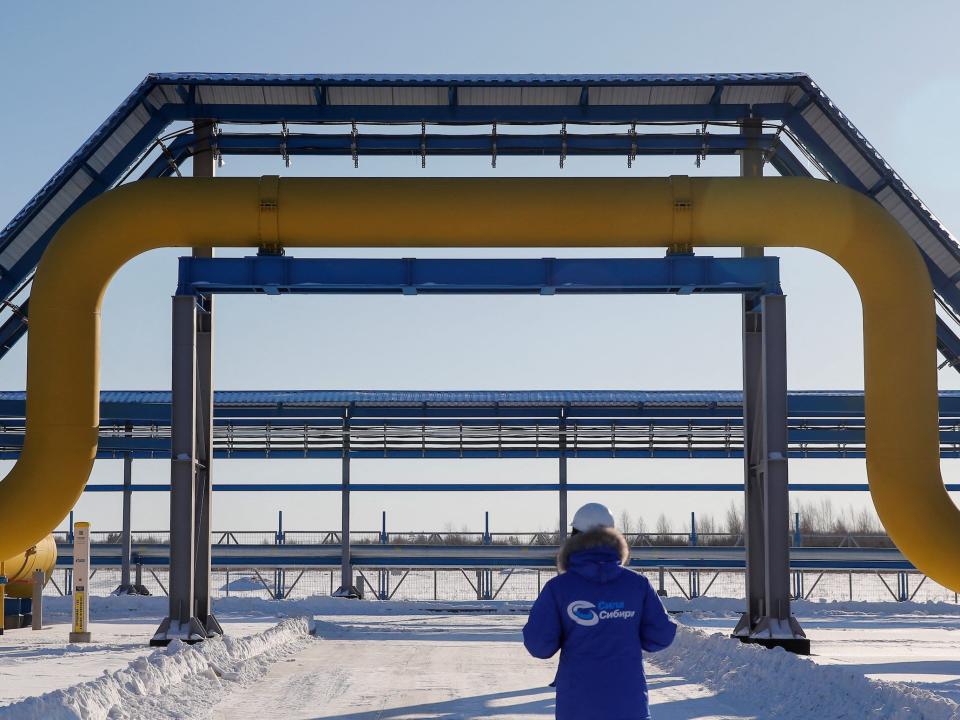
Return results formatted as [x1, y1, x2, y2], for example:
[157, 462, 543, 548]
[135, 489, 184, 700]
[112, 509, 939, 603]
[177, 255, 782, 296]
[3, 73, 960, 367]
[1, 389, 960, 461]
[140, 130, 791, 178]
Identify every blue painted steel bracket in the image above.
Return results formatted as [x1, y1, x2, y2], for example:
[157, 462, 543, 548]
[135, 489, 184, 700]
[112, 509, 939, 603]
[176, 255, 782, 296]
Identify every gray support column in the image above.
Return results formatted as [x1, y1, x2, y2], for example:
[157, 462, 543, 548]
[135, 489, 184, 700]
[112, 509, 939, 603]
[760, 296, 793, 621]
[118, 429, 133, 591]
[740, 117, 766, 621]
[151, 295, 206, 645]
[559, 409, 568, 541]
[113, 427, 148, 595]
[732, 293, 808, 653]
[192, 120, 220, 636]
[741, 297, 766, 622]
[334, 409, 359, 597]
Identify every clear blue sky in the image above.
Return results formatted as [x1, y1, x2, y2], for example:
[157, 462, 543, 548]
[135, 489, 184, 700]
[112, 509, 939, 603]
[1, 1, 959, 536]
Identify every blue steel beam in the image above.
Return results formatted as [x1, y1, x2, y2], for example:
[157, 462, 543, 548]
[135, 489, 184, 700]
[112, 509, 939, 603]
[937, 316, 960, 371]
[204, 130, 774, 158]
[176, 255, 782, 297]
[139, 131, 809, 180]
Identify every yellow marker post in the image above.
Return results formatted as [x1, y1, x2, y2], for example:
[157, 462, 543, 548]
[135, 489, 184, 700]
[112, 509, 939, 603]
[69, 522, 91, 643]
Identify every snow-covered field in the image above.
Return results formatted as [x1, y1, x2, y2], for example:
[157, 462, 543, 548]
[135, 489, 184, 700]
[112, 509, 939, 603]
[1, 595, 959, 719]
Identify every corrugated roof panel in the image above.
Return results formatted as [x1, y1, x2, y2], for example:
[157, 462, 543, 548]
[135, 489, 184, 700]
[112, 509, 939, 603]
[261, 85, 316, 106]
[720, 84, 806, 105]
[156, 85, 184, 104]
[196, 85, 271, 105]
[875, 187, 960, 277]
[0, 170, 92, 270]
[459, 87, 523, 106]
[519, 87, 582, 106]
[87, 103, 152, 174]
[327, 86, 394, 105]
[390, 87, 447, 105]
[458, 87, 581, 106]
[799, 104, 880, 189]
[589, 86, 714, 105]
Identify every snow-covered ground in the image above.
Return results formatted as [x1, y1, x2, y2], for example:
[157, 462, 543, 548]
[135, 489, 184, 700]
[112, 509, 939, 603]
[1, 595, 959, 719]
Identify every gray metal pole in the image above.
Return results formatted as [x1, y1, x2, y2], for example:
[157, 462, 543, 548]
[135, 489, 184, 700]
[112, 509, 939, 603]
[740, 118, 764, 259]
[151, 295, 203, 646]
[733, 293, 808, 653]
[335, 409, 357, 597]
[737, 114, 767, 630]
[119, 427, 133, 592]
[760, 295, 794, 621]
[559, 410, 568, 541]
[740, 299, 766, 626]
[192, 120, 220, 636]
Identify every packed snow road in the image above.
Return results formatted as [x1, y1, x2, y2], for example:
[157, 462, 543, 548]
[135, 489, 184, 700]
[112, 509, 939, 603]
[213, 614, 749, 720]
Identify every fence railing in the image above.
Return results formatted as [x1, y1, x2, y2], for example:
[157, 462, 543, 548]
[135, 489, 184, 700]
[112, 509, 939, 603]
[51, 528, 895, 549]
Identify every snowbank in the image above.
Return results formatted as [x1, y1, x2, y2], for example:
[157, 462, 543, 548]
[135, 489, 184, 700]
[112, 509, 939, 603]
[0, 617, 313, 720]
[656, 625, 960, 720]
[664, 595, 960, 618]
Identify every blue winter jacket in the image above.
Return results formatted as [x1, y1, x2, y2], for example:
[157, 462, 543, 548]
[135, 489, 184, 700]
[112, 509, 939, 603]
[523, 529, 677, 720]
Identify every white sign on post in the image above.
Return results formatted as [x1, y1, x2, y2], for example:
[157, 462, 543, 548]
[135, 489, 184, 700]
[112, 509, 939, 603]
[69, 521, 91, 643]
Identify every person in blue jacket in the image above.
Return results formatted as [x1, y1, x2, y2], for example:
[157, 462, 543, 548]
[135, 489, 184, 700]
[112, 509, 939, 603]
[523, 502, 677, 720]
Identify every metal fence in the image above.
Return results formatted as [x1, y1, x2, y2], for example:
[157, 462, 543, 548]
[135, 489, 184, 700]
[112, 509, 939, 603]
[52, 566, 959, 605]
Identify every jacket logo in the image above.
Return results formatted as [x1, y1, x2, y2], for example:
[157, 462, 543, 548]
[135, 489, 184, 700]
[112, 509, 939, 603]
[567, 600, 637, 626]
[567, 600, 600, 626]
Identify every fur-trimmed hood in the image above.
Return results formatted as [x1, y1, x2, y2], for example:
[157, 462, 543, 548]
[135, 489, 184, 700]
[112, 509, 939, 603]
[557, 526, 630, 573]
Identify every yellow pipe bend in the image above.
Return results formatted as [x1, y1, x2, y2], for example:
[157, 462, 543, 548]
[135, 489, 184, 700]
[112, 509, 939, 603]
[1, 534, 56, 599]
[0, 176, 952, 588]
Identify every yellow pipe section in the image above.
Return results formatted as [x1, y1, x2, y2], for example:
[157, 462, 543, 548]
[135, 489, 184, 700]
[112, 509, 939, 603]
[1, 534, 56, 599]
[0, 176, 952, 588]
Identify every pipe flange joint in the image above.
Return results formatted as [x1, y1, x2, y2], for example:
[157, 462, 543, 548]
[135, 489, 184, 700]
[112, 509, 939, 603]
[258, 175, 282, 255]
[670, 175, 693, 250]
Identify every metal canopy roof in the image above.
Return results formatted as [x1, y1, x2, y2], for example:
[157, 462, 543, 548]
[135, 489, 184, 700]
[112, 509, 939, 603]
[2, 72, 959, 364]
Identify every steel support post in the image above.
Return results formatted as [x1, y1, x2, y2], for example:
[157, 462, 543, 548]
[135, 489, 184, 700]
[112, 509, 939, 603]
[732, 294, 808, 654]
[559, 410, 568, 541]
[151, 296, 207, 645]
[192, 120, 221, 637]
[113, 430, 148, 595]
[117, 434, 132, 591]
[334, 410, 360, 597]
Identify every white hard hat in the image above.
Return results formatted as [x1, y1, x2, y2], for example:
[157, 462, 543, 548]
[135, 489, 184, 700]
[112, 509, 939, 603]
[571, 503, 615, 533]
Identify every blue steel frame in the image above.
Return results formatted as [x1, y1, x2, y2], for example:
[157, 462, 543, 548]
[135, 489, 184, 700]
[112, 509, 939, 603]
[3, 255, 960, 463]
[2, 73, 959, 367]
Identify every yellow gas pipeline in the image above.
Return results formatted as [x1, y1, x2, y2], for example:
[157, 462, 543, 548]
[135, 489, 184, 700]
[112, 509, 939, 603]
[1, 534, 56, 599]
[0, 176, 953, 590]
